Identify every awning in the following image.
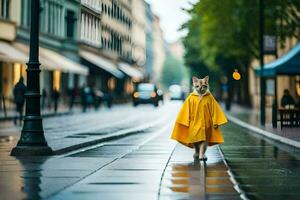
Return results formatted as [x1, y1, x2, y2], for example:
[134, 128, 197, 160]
[40, 48, 88, 75]
[118, 62, 144, 80]
[14, 43, 88, 75]
[255, 43, 300, 77]
[80, 50, 124, 78]
[0, 41, 28, 63]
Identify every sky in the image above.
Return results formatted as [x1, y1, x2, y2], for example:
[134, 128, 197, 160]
[145, 0, 197, 43]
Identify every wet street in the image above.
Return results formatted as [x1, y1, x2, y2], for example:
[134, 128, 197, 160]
[0, 102, 300, 200]
[221, 123, 300, 200]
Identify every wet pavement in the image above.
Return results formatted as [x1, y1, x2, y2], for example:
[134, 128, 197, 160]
[0, 104, 174, 153]
[160, 145, 241, 200]
[0, 102, 300, 200]
[48, 121, 240, 200]
[0, 126, 158, 200]
[220, 123, 300, 200]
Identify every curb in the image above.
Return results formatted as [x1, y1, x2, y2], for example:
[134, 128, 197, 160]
[226, 114, 300, 149]
[53, 129, 143, 155]
[217, 146, 249, 200]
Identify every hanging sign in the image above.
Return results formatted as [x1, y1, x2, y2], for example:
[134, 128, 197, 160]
[264, 35, 277, 55]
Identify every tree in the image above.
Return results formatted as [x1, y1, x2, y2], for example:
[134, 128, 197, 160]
[182, 0, 300, 106]
[160, 55, 184, 88]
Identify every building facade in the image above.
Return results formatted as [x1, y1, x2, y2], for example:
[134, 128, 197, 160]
[0, 0, 164, 111]
[131, 0, 146, 67]
[0, 0, 88, 110]
[152, 15, 165, 84]
[0, 0, 23, 108]
[100, 0, 132, 61]
[79, 0, 145, 101]
[144, 2, 154, 81]
[19, 0, 87, 103]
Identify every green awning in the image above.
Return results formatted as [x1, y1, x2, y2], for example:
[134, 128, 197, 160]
[255, 43, 300, 77]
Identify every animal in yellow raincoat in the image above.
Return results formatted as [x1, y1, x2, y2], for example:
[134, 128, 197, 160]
[171, 91, 228, 148]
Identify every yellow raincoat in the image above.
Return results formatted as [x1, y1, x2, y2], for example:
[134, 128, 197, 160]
[171, 91, 227, 148]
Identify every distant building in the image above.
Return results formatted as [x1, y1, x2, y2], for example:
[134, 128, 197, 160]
[79, 0, 123, 96]
[152, 15, 165, 84]
[0, 0, 161, 109]
[131, 0, 146, 67]
[144, 2, 154, 81]
[100, 0, 132, 61]
[79, 0, 143, 99]
[169, 40, 185, 61]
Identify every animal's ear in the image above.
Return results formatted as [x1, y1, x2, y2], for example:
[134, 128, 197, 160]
[204, 76, 209, 84]
[192, 76, 198, 83]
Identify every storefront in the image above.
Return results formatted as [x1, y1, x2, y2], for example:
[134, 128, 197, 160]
[0, 41, 88, 110]
[254, 43, 300, 126]
[0, 41, 28, 108]
[79, 50, 124, 95]
[255, 43, 300, 106]
[118, 62, 144, 97]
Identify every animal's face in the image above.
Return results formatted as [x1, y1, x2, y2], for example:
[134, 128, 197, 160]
[192, 76, 209, 95]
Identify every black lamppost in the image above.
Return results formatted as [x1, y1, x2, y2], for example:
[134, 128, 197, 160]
[11, 0, 53, 156]
[259, 0, 266, 126]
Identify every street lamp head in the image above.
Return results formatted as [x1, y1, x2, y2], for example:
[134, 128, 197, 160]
[232, 69, 241, 81]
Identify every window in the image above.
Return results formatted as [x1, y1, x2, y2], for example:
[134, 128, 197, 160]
[0, 0, 10, 19]
[108, 7, 111, 16]
[66, 10, 76, 39]
[48, 2, 53, 33]
[21, 0, 30, 27]
[80, 13, 84, 40]
[116, 6, 119, 19]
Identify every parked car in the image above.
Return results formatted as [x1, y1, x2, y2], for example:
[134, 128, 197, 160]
[169, 84, 185, 101]
[132, 83, 159, 107]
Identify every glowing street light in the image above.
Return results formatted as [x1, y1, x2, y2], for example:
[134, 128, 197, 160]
[232, 69, 241, 81]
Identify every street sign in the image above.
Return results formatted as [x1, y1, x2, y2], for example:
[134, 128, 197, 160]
[264, 35, 277, 55]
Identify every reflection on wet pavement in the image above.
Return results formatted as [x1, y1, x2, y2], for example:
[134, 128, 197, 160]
[159, 145, 241, 200]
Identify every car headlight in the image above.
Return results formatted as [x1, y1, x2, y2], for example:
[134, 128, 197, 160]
[151, 92, 157, 98]
[133, 92, 139, 98]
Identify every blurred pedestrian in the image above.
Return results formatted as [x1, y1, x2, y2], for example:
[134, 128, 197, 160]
[296, 95, 300, 108]
[94, 89, 104, 110]
[52, 88, 60, 113]
[69, 87, 78, 111]
[105, 91, 113, 108]
[81, 85, 94, 112]
[13, 77, 26, 125]
[220, 76, 231, 111]
[281, 89, 295, 108]
[41, 88, 47, 110]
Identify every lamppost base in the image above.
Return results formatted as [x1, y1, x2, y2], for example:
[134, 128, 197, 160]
[10, 146, 53, 156]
